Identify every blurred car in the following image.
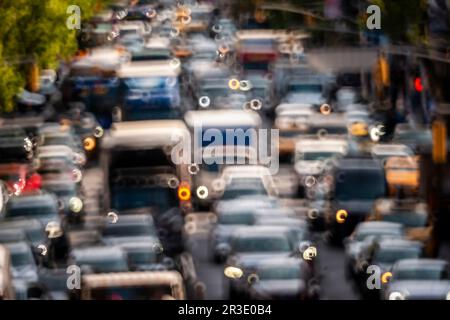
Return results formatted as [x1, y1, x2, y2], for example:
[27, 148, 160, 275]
[390, 259, 448, 282]
[0, 219, 46, 248]
[235, 30, 282, 71]
[37, 268, 70, 300]
[41, 181, 85, 223]
[209, 204, 287, 263]
[225, 256, 318, 300]
[192, 146, 258, 209]
[58, 109, 104, 160]
[78, 271, 186, 300]
[344, 221, 405, 277]
[36, 151, 83, 186]
[326, 158, 386, 241]
[356, 239, 424, 283]
[5, 242, 39, 283]
[223, 226, 311, 266]
[383, 279, 450, 300]
[38, 131, 84, 160]
[3, 192, 60, 226]
[0, 163, 41, 196]
[274, 103, 315, 157]
[368, 198, 435, 256]
[0, 135, 33, 164]
[294, 138, 349, 198]
[118, 241, 173, 272]
[392, 123, 432, 152]
[62, 48, 125, 128]
[69, 246, 129, 274]
[384, 156, 420, 196]
[101, 214, 158, 245]
[116, 60, 181, 121]
[216, 165, 278, 200]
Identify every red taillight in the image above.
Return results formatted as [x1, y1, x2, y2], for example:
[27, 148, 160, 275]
[23, 173, 42, 192]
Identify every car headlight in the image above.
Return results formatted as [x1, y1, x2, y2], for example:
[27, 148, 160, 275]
[388, 291, 406, 300]
[69, 197, 83, 213]
[45, 221, 63, 239]
[83, 137, 96, 151]
[72, 168, 83, 183]
[224, 266, 243, 279]
[446, 291, 450, 300]
[73, 152, 87, 166]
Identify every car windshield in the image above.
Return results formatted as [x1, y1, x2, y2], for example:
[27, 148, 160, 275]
[375, 248, 421, 264]
[103, 223, 156, 237]
[43, 136, 72, 146]
[111, 186, 178, 212]
[80, 258, 128, 273]
[218, 212, 254, 225]
[7, 202, 57, 218]
[356, 229, 402, 241]
[200, 162, 221, 173]
[233, 236, 291, 253]
[222, 179, 267, 200]
[335, 170, 385, 200]
[395, 267, 447, 280]
[301, 151, 338, 161]
[127, 250, 158, 265]
[257, 265, 301, 280]
[124, 77, 172, 89]
[288, 83, 322, 93]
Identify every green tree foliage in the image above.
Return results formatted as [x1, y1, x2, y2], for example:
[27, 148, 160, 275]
[0, 0, 108, 112]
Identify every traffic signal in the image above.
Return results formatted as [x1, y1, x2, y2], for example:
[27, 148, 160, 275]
[414, 77, 424, 92]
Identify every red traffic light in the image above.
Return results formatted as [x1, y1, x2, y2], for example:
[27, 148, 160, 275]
[414, 77, 424, 92]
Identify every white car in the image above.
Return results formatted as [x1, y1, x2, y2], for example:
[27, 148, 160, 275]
[214, 165, 278, 200]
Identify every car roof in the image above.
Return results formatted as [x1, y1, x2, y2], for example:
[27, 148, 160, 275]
[103, 120, 190, 150]
[394, 259, 448, 270]
[222, 165, 270, 177]
[236, 30, 308, 40]
[371, 144, 413, 157]
[239, 256, 303, 269]
[104, 214, 155, 226]
[0, 218, 43, 230]
[184, 110, 261, 128]
[72, 246, 125, 260]
[295, 139, 348, 153]
[82, 271, 183, 289]
[377, 239, 423, 249]
[118, 60, 180, 78]
[357, 221, 404, 231]
[8, 192, 57, 206]
[232, 226, 292, 238]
